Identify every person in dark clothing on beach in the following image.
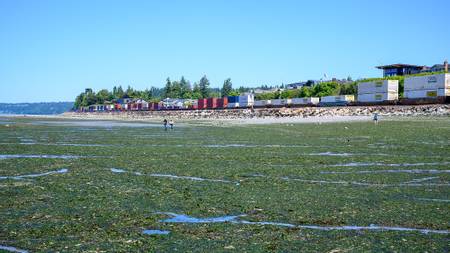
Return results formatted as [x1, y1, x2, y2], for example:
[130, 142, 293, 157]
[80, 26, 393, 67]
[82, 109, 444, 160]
[373, 113, 379, 125]
[163, 119, 168, 131]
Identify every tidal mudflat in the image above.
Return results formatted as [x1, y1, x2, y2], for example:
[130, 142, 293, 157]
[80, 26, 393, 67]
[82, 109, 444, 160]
[0, 116, 449, 252]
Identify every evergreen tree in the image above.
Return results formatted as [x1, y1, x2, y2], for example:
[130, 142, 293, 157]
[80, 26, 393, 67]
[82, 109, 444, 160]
[74, 93, 85, 109]
[96, 89, 112, 104]
[84, 88, 97, 105]
[163, 78, 172, 98]
[199, 75, 210, 98]
[171, 81, 182, 98]
[180, 76, 192, 98]
[112, 86, 118, 98]
[116, 86, 124, 98]
[221, 78, 233, 97]
[125, 85, 139, 98]
[150, 86, 162, 98]
[192, 83, 202, 99]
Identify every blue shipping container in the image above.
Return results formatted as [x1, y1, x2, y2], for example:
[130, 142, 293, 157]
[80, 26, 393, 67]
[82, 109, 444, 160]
[227, 96, 240, 103]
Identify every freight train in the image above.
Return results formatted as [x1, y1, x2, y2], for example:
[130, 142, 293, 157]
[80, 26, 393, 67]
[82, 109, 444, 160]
[80, 73, 450, 112]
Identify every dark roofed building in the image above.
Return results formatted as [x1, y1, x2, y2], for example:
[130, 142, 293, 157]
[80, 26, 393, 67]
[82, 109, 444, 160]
[376, 64, 426, 77]
[286, 80, 318, 89]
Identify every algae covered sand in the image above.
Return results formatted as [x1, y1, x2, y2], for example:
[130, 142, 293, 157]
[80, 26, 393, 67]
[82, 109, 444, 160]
[0, 117, 449, 252]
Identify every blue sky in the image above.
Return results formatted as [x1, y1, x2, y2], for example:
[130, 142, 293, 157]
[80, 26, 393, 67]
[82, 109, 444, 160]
[0, 0, 449, 102]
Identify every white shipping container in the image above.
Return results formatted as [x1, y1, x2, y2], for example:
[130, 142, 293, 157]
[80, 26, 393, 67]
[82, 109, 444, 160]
[404, 73, 450, 91]
[239, 102, 253, 107]
[357, 92, 398, 102]
[404, 89, 449, 99]
[291, 97, 320, 105]
[320, 95, 355, 103]
[254, 100, 265, 107]
[271, 99, 282, 106]
[271, 99, 290, 106]
[238, 94, 255, 103]
[358, 80, 398, 94]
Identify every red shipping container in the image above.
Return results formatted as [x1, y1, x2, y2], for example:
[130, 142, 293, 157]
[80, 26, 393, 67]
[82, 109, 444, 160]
[198, 99, 207, 109]
[217, 97, 228, 108]
[206, 98, 218, 109]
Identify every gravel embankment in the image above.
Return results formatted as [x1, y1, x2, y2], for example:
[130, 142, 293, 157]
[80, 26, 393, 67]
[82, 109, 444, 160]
[59, 104, 450, 124]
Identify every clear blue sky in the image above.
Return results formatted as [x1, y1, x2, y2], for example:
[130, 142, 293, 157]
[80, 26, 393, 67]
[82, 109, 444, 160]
[0, 0, 449, 102]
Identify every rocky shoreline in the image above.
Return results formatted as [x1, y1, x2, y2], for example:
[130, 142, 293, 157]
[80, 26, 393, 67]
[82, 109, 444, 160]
[61, 104, 450, 122]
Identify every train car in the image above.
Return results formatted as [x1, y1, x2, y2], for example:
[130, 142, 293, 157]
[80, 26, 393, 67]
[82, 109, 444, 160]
[217, 97, 228, 108]
[271, 98, 291, 107]
[254, 100, 267, 107]
[206, 97, 219, 109]
[404, 73, 450, 99]
[149, 102, 159, 111]
[129, 99, 149, 111]
[320, 95, 355, 106]
[291, 97, 320, 105]
[227, 94, 254, 108]
[357, 80, 398, 103]
[198, 98, 207, 109]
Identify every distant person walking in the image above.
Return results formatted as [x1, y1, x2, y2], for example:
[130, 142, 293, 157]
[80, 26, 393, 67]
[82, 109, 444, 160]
[373, 113, 379, 125]
[169, 119, 174, 130]
[163, 119, 168, 131]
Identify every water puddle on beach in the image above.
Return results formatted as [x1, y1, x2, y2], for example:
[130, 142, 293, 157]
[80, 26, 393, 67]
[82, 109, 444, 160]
[329, 162, 450, 167]
[149, 173, 234, 183]
[156, 212, 244, 223]
[247, 174, 450, 187]
[414, 198, 450, 203]
[142, 229, 170, 235]
[50, 143, 112, 147]
[204, 144, 253, 148]
[280, 176, 450, 187]
[307, 152, 354, 157]
[199, 144, 315, 148]
[0, 168, 68, 180]
[321, 169, 450, 175]
[156, 212, 450, 234]
[110, 168, 127, 173]
[30, 120, 162, 128]
[0, 154, 96, 159]
[0, 245, 29, 253]
[0, 121, 14, 126]
[19, 138, 35, 144]
[0, 142, 113, 147]
[109, 168, 237, 184]
[403, 177, 439, 184]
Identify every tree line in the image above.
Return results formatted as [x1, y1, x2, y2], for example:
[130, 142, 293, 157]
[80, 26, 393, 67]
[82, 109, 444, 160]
[74, 76, 364, 109]
[74, 76, 243, 108]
